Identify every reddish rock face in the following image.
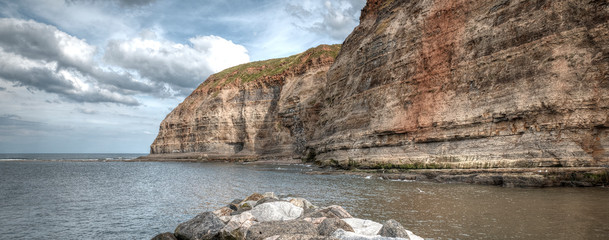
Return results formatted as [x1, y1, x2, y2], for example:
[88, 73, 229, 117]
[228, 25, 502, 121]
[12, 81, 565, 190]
[151, 0, 609, 168]
[310, 0, 609, 168]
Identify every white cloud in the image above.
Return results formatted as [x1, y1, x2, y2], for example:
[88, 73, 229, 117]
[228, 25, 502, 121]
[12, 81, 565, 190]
[0, 18, 142, 105]
[0, 18, 250, 104]
[104, 32, 249, 95]
[190, 36, 250, 72]
[286, 0, 365, 41]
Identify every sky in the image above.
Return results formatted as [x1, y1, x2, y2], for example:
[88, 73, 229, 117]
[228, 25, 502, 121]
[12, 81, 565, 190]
[0, 0, 366, 153]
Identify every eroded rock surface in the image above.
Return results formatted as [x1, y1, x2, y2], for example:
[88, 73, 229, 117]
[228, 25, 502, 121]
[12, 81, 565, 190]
[310, 0, 609, 169]
[150, 44, 340, 161]
[149, 0, 609, 172]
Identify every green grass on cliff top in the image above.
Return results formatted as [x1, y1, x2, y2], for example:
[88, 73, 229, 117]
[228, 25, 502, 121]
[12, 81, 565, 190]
[199, 44, 341, 91]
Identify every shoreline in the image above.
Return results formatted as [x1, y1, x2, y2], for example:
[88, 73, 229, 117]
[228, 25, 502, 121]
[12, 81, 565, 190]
[309, 167, 609, 188]
[132, 153, 302, 165]
[133, 154, 608, 188]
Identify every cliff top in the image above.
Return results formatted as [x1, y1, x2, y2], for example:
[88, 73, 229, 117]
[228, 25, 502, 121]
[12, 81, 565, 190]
[360, 0, 395, 22]
[198, 44, 341, 92]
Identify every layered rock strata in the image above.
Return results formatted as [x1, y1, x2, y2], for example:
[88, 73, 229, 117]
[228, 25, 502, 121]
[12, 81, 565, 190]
[150, 44, 341, 160]
[309, 0, 609, 169]
[149, 0, 609, 170]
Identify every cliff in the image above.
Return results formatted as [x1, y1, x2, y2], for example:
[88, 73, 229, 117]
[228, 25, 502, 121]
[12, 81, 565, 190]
[150, 44, 340, 160]
[149, 0, 609, 170]
[307, 0, 609, 169]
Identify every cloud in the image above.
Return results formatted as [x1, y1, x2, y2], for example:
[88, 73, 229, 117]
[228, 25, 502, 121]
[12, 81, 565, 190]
[76, 107, 98, 115]
[311, 0, 364, 40]
[285, 3, 313, 20]
[0, 18, 143, 105]
[0, 114, 47, 137]
[287, 0, 365, 41]
[104, 32, 250, 95]
[0, 114, 39, 127]
[65, 0, 157, 7]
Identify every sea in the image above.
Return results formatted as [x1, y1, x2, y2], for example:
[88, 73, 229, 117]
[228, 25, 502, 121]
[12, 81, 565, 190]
[1, 153, 608, 240]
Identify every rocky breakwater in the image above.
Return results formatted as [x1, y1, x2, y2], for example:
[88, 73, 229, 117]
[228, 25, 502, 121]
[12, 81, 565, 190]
[308, 0, 609, 169]
[147, 44, 340, 161]
[151, 193, 423, 240]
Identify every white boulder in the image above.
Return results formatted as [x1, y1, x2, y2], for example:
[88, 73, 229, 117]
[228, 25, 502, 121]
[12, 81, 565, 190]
[250, 201, 304, 222]
[342, 218, 383, 236]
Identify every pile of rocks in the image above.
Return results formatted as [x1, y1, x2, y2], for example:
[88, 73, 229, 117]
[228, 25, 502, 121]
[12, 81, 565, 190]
[152, 193, 423, 240]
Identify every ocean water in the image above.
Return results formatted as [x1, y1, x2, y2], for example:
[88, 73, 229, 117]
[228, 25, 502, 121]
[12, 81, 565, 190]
[0, 153, 143, 162]
[1, 154, 608, 239]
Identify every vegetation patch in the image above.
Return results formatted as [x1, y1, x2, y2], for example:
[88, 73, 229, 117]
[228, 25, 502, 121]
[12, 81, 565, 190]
[199, 44, 341, 92]
[583, 170, 609, 185]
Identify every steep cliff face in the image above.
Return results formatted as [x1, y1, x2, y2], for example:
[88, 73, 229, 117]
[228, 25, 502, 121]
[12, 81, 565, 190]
[310, 0, 609, 168]
[150, 44, 340, 159]
[151, 0, 609, 169]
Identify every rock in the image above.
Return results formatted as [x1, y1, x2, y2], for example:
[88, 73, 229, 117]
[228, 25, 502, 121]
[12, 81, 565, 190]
[473, 174, 504, 186]
[341, 218, 382, 236]
[302, 217, 327, 225]
[331, 229, 399, 240]
[245, 220, 317, 240]
[289, 198, 316, 209]
[244, 193, 265, 202]
[377, 220, 409, 239]
[502, 174, 548, 188]
[250, 202, 304, 222]
[219, 216, 232, 224]
[240, 201, 258, 211]
[221, 212, 256, 240]
[265, 234, 339, 240]
[318, 218, 354, 236]
[174, 212, 225, 240]
[262, 192, 276, 199]
[231, 209, 248, 216]
[561, 181, 595, 187]
[151, 232, 177, 240]
[166, 193, 424, 240]
[213, 206, 234, 217]
[229, 199, 243, 211]
[256, 197, 280, 206]
[303, 205, 352, 219]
